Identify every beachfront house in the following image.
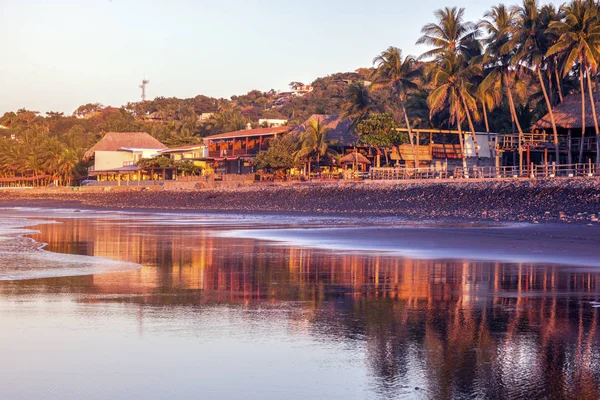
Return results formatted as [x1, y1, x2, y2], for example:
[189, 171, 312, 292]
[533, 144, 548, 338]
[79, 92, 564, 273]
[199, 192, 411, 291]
[84, 132, 167, 181]
[529, 93, 600, 165]
[160, 144, 212, 175]
[203, 126, 292, 175]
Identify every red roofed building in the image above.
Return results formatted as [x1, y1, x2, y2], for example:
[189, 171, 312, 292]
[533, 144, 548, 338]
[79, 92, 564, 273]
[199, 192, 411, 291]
[203, 126, 292, 174]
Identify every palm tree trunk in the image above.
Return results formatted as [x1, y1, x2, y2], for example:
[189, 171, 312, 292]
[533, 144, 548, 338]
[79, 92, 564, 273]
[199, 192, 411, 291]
[586, 67, 600, 168]
[460, 94, 480, 166]
[456, 116, 467, 174]
[482, 101, 493, 163]
[400, 97, 419, 169]
[579, 69, 586, 163]
[554, 60, 564, 103]
[538, 68, 560, 164]
[505, 80, 524, 173]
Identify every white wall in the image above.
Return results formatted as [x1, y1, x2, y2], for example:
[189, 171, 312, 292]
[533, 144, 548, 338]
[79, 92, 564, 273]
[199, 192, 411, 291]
[464, 133, 498, 158]
[94, 151, 134, 171]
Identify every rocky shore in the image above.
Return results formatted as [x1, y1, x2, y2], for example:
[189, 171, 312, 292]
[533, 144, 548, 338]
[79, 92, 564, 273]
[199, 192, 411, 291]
[1, 179, 600, 224]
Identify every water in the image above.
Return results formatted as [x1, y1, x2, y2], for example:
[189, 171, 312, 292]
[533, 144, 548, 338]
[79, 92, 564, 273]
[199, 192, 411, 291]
[1, 209, 600, 399]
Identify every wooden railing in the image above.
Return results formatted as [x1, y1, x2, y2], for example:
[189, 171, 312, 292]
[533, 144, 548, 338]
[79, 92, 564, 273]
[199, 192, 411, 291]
[371, 162, 599, 180]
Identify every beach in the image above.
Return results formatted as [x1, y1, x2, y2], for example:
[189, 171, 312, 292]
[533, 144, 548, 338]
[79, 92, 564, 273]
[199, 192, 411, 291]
[2, 178, 600, 223]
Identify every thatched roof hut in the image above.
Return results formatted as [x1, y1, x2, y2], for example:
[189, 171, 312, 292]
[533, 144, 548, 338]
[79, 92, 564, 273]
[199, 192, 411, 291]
[339, 152, 371, 165]
[83, 132, 167, 161]
[533, 93, 600, 131]
[290, 114, 358, 146]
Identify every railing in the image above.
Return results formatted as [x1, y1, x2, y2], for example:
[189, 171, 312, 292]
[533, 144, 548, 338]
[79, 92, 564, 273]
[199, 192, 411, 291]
[370, 167, 450, 180]
[371, 163, 600, 181]
[498, 133, 549, 150]
[208, 149, 261, 158]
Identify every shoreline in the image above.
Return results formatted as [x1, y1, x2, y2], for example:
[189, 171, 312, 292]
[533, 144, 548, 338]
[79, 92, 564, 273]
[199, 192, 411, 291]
[1, 179, 600, 224]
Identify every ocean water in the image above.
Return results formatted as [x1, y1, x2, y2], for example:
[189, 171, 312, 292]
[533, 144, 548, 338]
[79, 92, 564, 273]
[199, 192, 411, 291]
[0, 209, 599, 400]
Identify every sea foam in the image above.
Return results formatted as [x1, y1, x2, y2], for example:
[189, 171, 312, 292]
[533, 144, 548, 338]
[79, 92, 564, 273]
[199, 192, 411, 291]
[0, 218, 140, 281]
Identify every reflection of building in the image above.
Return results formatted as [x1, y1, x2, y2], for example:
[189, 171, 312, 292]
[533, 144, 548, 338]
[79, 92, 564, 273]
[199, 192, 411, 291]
[84, 132, 167, 180]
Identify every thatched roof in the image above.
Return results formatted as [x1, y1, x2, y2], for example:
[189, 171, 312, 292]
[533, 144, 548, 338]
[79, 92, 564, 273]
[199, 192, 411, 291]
[83, 132, 166, 161]
[533, 92, 600, 130]
[339, 152, 371, 165]
[290, 114, 358, 146]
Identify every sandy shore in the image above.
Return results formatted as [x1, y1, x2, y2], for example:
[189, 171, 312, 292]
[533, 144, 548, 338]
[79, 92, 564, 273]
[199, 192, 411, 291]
[1, 179, 600, 224]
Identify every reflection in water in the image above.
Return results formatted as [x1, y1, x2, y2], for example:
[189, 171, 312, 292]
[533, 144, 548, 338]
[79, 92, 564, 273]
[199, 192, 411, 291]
[1, 215, 600, 399]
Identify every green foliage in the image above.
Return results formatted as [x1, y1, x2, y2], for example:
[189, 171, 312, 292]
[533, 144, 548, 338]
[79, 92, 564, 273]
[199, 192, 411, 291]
[357, 114, 407, 146]
[136, 155, 175, 169]
[177, 160, 203, 176]
[254, 135, 301, 171]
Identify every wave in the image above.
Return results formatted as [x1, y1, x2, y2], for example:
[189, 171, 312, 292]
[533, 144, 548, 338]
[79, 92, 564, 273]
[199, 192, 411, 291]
[0, 218, 140, 281]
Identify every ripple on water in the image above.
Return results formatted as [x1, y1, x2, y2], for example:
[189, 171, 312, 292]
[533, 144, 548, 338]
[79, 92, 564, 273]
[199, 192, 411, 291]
[0, 218, 140, 281]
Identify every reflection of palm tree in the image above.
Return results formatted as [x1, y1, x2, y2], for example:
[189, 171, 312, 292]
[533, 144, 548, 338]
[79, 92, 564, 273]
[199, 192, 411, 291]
[371, 47, 421, 166]
[547, 0, 600, 164]
[294, 119, 338, 174]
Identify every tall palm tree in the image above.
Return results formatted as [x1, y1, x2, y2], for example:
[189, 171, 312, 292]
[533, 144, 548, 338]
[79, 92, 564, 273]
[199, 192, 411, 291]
[514, 0, 561, 163]
[480, 4, 527, 171]
[416, 7, 480, 61]
[547, 0, 600, 165]
[294, 119, 338, 175]
[371, 47, 421, 167]
[427, 52, 481, 170]
[419, 7, 483, 164]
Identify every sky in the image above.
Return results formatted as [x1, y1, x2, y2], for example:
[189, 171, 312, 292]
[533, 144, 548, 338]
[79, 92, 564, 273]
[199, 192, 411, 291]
[0, 0, 557, 115]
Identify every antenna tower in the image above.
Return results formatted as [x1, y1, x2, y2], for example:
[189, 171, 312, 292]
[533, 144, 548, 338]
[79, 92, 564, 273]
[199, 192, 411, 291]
[140, 79, 150, 101]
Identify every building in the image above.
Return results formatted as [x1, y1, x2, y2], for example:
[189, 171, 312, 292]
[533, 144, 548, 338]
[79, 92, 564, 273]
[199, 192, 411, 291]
[160, 144, 212, 175]
[203, 126, 292, 174]
[84, 132, 167, 180]
[531, 93, 600, 164]
[258, 118, 288, 127]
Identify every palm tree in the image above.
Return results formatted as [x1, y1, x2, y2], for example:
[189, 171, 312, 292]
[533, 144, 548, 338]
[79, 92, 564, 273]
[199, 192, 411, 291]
[371, 47, 421, 167]
[480, 4, 528, 171]
[547, 0, 600, 165]
[427, 52, 480, 171]
[294, 119, 338, 175]
[419, 7, 483, 164]
[514, 0, 561, 163]
[416, 7, 481, 61]
[341, 82, 375, 128]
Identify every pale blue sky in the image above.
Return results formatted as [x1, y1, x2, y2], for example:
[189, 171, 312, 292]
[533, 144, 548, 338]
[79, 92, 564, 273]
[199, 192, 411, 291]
[0, 0, 556, 114]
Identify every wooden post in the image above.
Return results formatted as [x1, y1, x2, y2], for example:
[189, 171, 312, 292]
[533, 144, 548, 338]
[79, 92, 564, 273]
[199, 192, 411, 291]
[567, 129, 572, 165]
[232, 138, 236, 156]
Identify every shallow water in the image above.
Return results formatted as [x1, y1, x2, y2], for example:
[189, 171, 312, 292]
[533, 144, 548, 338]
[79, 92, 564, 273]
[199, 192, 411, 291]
[1, 209, 600, 399]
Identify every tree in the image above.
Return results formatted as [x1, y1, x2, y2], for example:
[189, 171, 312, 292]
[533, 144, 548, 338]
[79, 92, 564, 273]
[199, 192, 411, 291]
[371, 47, 422, 166]
[254, 134, 301, 174]
[294, 119, 338, 174]
[427, 52, 481, 170]
[341, 82, 375, 129]
[514, 0, 561, 162]
[547, 0, 600, 164]
[356, 113, 407, 165]
[480, 4, 528, 170]
[420, 7, 483, 165]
